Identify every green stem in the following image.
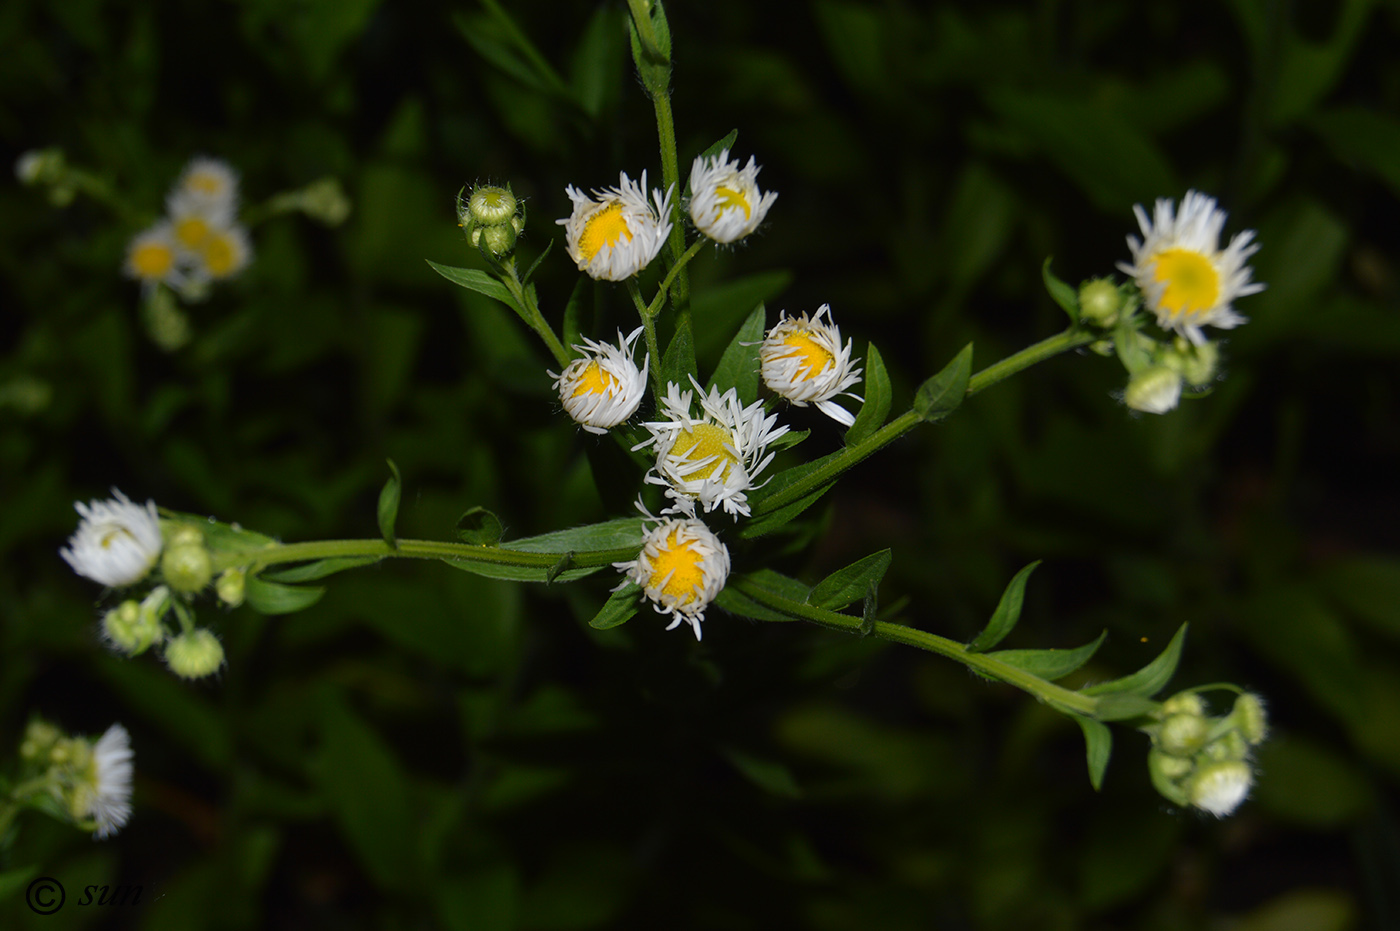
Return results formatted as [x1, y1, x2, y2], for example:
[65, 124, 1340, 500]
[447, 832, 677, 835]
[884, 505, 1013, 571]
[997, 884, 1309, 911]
[652, 92, 689, 321]
[733, 579, 1098, 716]
[624, 0, 666, 64]
[228, 537, 641, 577]
[647, 238, 708, 318]
[628, 280, 665, 395]
[752, 327, 1095, 517]
[67, 169, 146, 224]
[503, 261, 571, 368]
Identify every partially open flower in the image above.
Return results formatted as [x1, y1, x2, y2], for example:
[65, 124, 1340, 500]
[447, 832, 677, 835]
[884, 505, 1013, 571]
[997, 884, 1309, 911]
[124, 223, 182, 286]
[551, 327, 650, 434]
[688, 148, 777, 243]
[168, 157, 239, 227]
[760, 305, 862, 426]
[70, 724, 134, 840]
[1188, 760, 1253, 817]
[557, 171, 673, 281]
[61, 490, 163, 588]
[615, 514, 730, 640]
[1123, 365, 1183, 415]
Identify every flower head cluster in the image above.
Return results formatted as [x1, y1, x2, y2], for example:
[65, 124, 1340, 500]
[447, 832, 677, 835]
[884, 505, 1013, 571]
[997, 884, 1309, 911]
[615, 510, 730, 641]
[760, 305, 862, 426]
[60, 489, 163, 588]
[1118, 190, 1263, 346]
[636, 377, 789, 520]
[458, 183, 525, 258]
[688, 149, 777, 243]
[125, 157, 252, 294]
[558, 171, 673, 280]
[16, 719, 134, 839]
[551, 327, 650, 434]
[1145, 691, 1267, 817]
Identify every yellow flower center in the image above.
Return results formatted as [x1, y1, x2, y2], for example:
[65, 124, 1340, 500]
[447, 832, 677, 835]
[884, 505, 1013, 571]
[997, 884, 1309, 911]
[672, 423, 740, 483]
[99, 526, 134, 549]
[203, 234, 238, 277]
[578, 203, 632, 261]
[175, 216, 211, 249]
[777, 330, 834, 380]
[647, 529, 705, 602]
[1151, 248, 1220, 318]
[715, 184, 751, 219]
[131, 242, 174, 279]
[570, 361, 618, 397]
[188, 172, 224, 196]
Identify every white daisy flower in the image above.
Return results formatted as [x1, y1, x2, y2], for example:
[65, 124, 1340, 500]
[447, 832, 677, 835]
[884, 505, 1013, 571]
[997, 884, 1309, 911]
[60, 489, 163, 588]
[76, 724, 135, 839]
[168, 157, 239, 227]
[122, 223, 183, 286]
[1188, 760, 1253, 818]
[1123, 365, 1183, 415]
[760, 304, 863, 426]
[615, 514, 730, 641]
[687, 148, 778, 243]
[557, 171, 673, 281]
[1117, 190, 1265, 345]
[636, 376, 789, 520]
[193, 223, 253, 281]
[550, 327, 650, 434]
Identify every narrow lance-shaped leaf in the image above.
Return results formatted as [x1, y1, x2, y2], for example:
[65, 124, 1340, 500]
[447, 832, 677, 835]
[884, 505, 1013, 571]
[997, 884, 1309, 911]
[697, 129, 739, 164]
[808, 549, 892, 612]
[561, 277, 587, 354]
[914, 343, 972, 422]
[378, 459, 401, 550]
[521, 237, 554, 286]
[425, 260, 521, 315]
[457, 506, 505, 546]
[844, 341, 890, 447]
[708, 302, 766, 406]
[1082, 623, 1189, 698]
[590, 581, 641, 629]
[1075, 715, 1113, 791]
[661, 315, 697, 389]
[1042, 258, 1080, 323]
[987, 629, 1106, 680]
[967, 561, 1041, 652]
[244, 574, 326, 615]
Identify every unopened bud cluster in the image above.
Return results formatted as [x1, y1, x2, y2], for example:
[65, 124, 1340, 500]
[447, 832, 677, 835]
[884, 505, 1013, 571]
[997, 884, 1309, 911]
[458, 183, 526, 258]
[1145, 690, 1267, 817]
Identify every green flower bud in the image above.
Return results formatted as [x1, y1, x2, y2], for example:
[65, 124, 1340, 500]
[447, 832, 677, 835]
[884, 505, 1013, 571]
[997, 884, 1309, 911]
[1203, 729, 1251, 763]
[164, 629, 225, 679]
[1146, 747, 1191, 806]
[466, 185, 518, 226]
[143, 285, 193, 352]
[1188, 760, 1253, 817]
[20, 720, 62, 762]
[216, 568, 246, 607]
[15, 147, 65, 186]
[1161, 692, 1206, 717]
[1078, 278, 1122, 327]
[1123, 366, 1182, 415]
[162, 541, 213, 594]
[1164, 339, 1220, 387]
[473, 222, 519, 257]
[102, 597, 164, 655]
[1158, 712, 1209, 756]
[296, 177, 351, 226]
[1231, 693, 1268, 746]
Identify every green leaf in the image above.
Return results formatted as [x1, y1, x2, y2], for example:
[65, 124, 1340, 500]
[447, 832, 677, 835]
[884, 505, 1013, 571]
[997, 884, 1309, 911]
[913, 343, 972, 422]
[570, 4, 624, 117]
[697, 129, 739, 164]
[809, 549, 892, 612]
[1082, 623, 1188, 699]
[844, 342, 889, 447]
[1075, 716, 1113, 791]
[377, 459, 401, 549]
[159, 508, 276, 555]
[1092, 693, 1162, 721]
[723, 747, 802, 798]
[589, 582, 640, 629]
[561, 277, 587, 354]
[714, 586, 799, 623]
[661, 315, 697, 388]
[707, 302, 766, 406]
[988, 630, 1106, 680]
[504, 517, 645, 554]
[262, 557, 382, 584]
[967, 561, 1041, 653]
[744, 568, 813, 604]
[426, 260, 521, 313]
[442, 560, 601, 584]
[245, 574, 327, 615]
[457, 506, 505, 546]
[741, 481, 832, 539]
[769, 428, 809, 452]
[520, 238, 553, 287]
[1042, 258, 1080, 323]
[692, 270, 794, 359]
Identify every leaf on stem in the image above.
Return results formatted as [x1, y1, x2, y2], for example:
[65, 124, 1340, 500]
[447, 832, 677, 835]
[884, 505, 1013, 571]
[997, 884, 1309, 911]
[662, 315, 697, 388]
[245, 574, 326, 615]
[708, 302, 766, 406]
[740, 449, 844, 538]
[441, 560, 601, 584]
[1042, 258, 1080, 324]
[1074, 715, 1113, 791]
[570, 4, 625, 118]
[845, 341, 890, 447]
[987, 629, 1106, 680]
[521, 238, 554, 286]
[809, 549, 892, 612]
[378, 459, 402, 550]
[1081, 623, 1189, 699]
[966, 561, 1041, 652]
[504, 517, 645, 553]
[697, 129, 739, 163]
[561, 277, 587, 354]
[426, 260, 523, 315]
[262, 557, 383, 584]
[457, 507, 505, 546]
[716, 570, 812, 622]
[589, 581, 640, 629]
[913, 343, 973, 422]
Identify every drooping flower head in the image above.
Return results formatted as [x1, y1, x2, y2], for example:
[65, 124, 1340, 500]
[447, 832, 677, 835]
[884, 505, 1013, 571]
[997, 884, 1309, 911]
[687, 148, 778, 243]
[71, 724, 135, 839]
[551, 327, 650, 434]
[557, 171, 673, 281]
[1117, 190, 1264, 345]
[760, 305, 863, 426]
[60, 489, 163, 588]
[636, 377, 789, 520]
[1188, 760, 1253, 818]
[123, 223, 182, 286]
[615, 513, 730, 641]
[168, 157, 239, 227]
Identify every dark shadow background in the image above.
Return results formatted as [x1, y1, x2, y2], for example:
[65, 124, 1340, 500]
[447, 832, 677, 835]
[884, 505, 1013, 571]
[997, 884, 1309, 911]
[3, 0, 1399, 928]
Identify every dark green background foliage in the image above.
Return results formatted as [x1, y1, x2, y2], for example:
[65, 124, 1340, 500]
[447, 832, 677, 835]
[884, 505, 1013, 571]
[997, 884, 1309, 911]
[3, 0, 1399, 927]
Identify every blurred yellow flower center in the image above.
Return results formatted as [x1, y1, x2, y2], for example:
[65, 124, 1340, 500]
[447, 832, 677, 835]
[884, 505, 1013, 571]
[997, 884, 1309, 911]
[131, 243, 174, 279]
[175, 216, 210, 248]
[778, 330, 833, 380]
[1152, 249, 1220, 317]
[579, 203, 632, 261]
[647, 530, 704, 602]
[570, 361, 618, 397]
[203, 235, 237, 276]
[673, 423, 739, 482]
[715, 184, 751, 219]
[100, 526, 134, 549]
[188, 173, 224, 195]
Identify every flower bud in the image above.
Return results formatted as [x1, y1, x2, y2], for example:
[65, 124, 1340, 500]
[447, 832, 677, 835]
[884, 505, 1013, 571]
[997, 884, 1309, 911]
[1158, 712, 1209, 756]
[143, 286, 192, 352]
[216, 568, 246, 607]
[1165, 339, 1220, 387]
[1161, 692, 1206, 717]
[15, 147, 65, 186]
[473, 221, 518, 257]
[1231, 693, 1268, 745]
[296, 177, 351, 226]
[1203, 729, 1251, 763]
[164, 629, 225, 679]
[1078, 278, 1122, 327]
[1124, 365, 1182, 414]
[1146, 747, 1190, 806]
[466, 185, 518, 226]
[102, 597, 164, 655]
[20, 720, 62, 762]
[1188, 760, 1253, 817]
[162, 537, 213, 594]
